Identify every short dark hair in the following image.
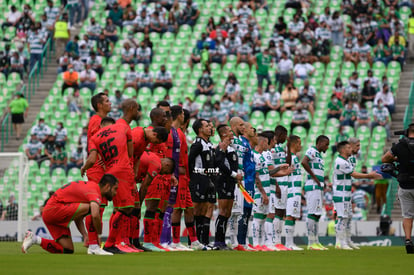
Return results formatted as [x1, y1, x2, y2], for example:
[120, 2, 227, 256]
[192, 119, 207, 135]
[164, 157, 176, 174]
[216, 124, 228, 137]
[337, 141, 349, 153]
[150, 108, 165, 122]
[100, 117, 115, 126]
[157, 101, 170, 108]
[261, 130, 275, 145]
[99, 174, 118, 187]
[171, 105, 183, 121]
[183, 108, 190, 125]
[153, 126, 169, 142]
[289, 135, 301, 144]
[275, 125, 287, 136]
[91, 92, 106, 112]
[316, 135, 329, 145]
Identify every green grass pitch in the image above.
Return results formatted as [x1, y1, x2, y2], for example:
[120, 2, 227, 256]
[0, 243, 412, 275]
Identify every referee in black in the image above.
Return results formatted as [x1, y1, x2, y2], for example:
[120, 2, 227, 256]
[382, 123, 414, 254]
[189, 118, 215, 247]
[213, 124, 243, 250]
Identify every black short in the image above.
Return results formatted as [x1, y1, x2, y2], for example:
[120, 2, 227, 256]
[11, 113, 24, 124]
[189, 177, 216, 203]
[216, 180, 236, 200]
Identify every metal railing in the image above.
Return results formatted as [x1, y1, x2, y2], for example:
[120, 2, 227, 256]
[381, 178, 399, 217]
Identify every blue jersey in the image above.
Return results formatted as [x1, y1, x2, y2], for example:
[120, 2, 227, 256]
[240, 135, 255, 207]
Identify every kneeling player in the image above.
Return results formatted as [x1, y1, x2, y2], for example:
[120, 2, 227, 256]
[285, 135, 304, 250]
[22, 175, 118, 254]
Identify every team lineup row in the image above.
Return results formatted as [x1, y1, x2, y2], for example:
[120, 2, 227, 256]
[21, 92, 382, 254]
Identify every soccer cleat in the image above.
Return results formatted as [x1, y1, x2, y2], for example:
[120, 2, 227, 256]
[348, 242, 360, 250]
[246, 244, 257, 251]
[116, 242, 136, 253]
[127, 244, 144, 253]
[22, 231, 36, 254]
[170, 242, 193, 251]
[405, 240, 414, 254]
[307, 243, 323, 250]
[316, 243, 329, 250]
[103, 246, 126, 254]
[286, 245, 304, 251]
[142, 242, 165, 252]
[253, 245, 264, 251]
[275, 244, 291, 251]
[154, 243, 170, 252]
[261, 245, 277, 251]
[233, 244, 248, 251]
[135, 242, 152, 252]
[161, 243, 180, 251]
[191, 240, 207, 251]
[87, 246, 114, 255]
[335, 243, 353, 250]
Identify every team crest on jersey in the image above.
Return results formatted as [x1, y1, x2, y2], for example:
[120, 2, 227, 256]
[152, 171, 157, 177]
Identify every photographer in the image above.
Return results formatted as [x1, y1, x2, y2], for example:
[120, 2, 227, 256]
[381, 123, 414, 254]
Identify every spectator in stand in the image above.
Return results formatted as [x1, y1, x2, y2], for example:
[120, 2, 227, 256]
[225, 31, 242, 55]
[149, 11, 166, 33]
[9, 51, 24, 79]
[212, 101, 229, 125]
[330, 11, 344, 46]
[251, 87, 268, 113]
[87, 51, 104, 79]
[189, 45, 201, 68]
[31, 118, 51, 143]
[124, 64, 139, 93]
[109, 90, 127, 110]
[79, 64, 97, 92]
[79, 35, 93, 61]
[332, 125, 349, 154]
[54, 122, 67, 148]
[273, 16, 287, 38]
[154, 65, 173, 91]
[25, 134, 43, 163]
[288, 13, 305, 38]
[1, 6, 21, 30]
[42, 134, 56, 164]
[166, 11, 178, 33]
[276, 51, 293, 92]
[67, 145, 84, 172]
[365, 69, 380, 91]
[28, 25, 45, 73]
[294, 56, 315, 80]
[198, 100, 213, 120]
[340, 102, 358, 127]
[67, 0, 81, 29]
[109, 2, 123, 27]
[332, 78, 345, 100]
[374, 84, 395, 114]
[300, 79, 316, 97]
[361, 79, 377, 106]
[233, 95, 250, 121]
[50, 144, 67, 175]
[17, 44, 29, 75]
[266, 85, 281, 113]
[281, 81, 298, 112]
[220, 93, 234, 117]
[254, 47, 272, 90]
[0, 194, 18, 221]
[61, 64, 79, 96]
[327, 94, 343, 120]
[67, 90, 83, 114]
[344, 82, 361, 105]
[65, 35, 79, 58]
[312, 39, 331, 64]
[224, 73, 240, 102]
[18, 5, 35, 32]
[290, 103, 310, 133]
[87, 17, 102, 41]
[373, 38, 392, 65]
[8, 93, 29, 140]
[57, 51, 72, 74]
[123, 9, 137, 27]
[390, 38, 406, 69]
[354, 101, 371, 130]
[353, 165, 375, 198]
[343, 33, 358, 64]
[348, 71, 361, 90]
[121, 42, 135, 64]
[104, 18, 119, 43]
[195, 69, 214, 97]
[96, 33, 114, 62]
[179, 0, 200, 26]
[295, 39, 315, 63]
[237, 37, 253, 68]
[182, 96, 199, 118]
[352, 34, 373, 66]
[138, 65, 154, 91]
[209, 40, 227, 68]
[297, 86, 315, 118]
[134, 9, 150, 34]
[286, 33, 300, 55]
[136, 41, 152, 66]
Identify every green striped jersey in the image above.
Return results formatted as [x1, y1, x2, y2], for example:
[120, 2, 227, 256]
[28, 34, 43, 54]
[304, 146, 325, 187]
[333, 155, 354, 200]
[253, 150, 270, 198]
[288, 154, 302, 196]
[271, 143, 289, 185]
[348, 154, 357, 170]
[231, 134, 248, 169]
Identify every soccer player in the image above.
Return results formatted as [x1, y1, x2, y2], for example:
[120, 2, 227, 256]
[22, 174, 118, 254]
[213, 124, 243, 250]
[301, 135, 330, 250]
[270, 126, 290, 251]
[171, 107, 203, 251]
[285, 135, 304, 250]
[333, 141, 381, 250]
[189, 118, 215, 248]
[84, 92, 111, 255]
[347, 137, 361, 249]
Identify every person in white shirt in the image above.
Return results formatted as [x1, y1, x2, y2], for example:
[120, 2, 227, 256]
[136, 41, 152, 66]
[139, 65, 154, 91]
[374, 84, 395, 114]
[288, 14, 304, 37]
[250, 87, 268, 113]
[329, 11, 344, 46]
[2, 5, 21, 30]
[237, 37, 253, 68]
[209, 40, 227, 68]
[154, 65, 173, 91]
[53, 122, 68, 148]
[294, 56, 315, 80]
[276, 51, 293, 92]
[31, 118, 51, 143]
[124, 64, 140, 92]
[225, 31, 242, 55]
[79, 64, 97, 92]
[121, 42, 135, 64]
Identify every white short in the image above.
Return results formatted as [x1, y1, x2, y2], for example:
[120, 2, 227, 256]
[268, 193, 276, 213]
[232, 186, 244, 214]
[253, 196, 270, 215]
[334, 201, 352, 218]
[275, 185, 288, 210]
[286, 196, 301, 218]
[305, 190, 323, 216]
